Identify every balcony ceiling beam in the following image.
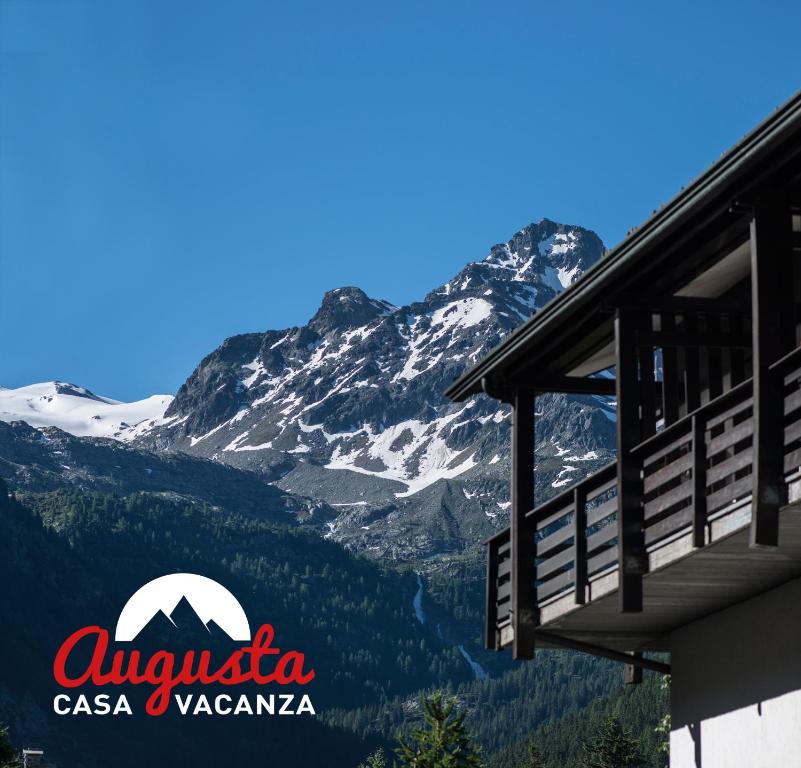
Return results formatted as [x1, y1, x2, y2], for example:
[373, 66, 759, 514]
[482, 375, 616, 398]
[534, 376, 616, 395]
[536, 630, 671, 674]
[614, 295, 751, 317]
[638, 329, 752, 349]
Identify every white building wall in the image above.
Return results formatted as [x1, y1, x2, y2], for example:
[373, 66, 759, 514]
[670, 575, 801, 768]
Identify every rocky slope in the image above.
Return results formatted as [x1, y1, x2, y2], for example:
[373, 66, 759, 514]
[0, 419, 323, 522]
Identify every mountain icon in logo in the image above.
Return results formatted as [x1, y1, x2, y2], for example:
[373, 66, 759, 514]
[115, 573, 251, 642]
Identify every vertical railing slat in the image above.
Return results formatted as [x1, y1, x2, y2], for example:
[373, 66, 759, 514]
[691, 414, 707, 548]
[573, 484, 587, 605]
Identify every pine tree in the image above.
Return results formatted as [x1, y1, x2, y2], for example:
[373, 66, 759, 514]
[581, 715, 642, 768]
[0, 724, 20, 768]
[653, 675, 671, 766]
[358, 747, 388, 768]
[519, 740, 547, 768]
[397, 693, 483, 768]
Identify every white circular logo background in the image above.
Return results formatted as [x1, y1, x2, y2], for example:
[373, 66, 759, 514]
[114, 573, 251, 642]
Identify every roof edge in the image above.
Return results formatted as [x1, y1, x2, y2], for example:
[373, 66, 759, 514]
[446, 88, 801, 402]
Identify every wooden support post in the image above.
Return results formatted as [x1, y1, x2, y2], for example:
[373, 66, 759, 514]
[511, 390, 537, 659]
[485, 539, 498, 650]
[706, 314, 723, 402]
[750, 205, 791, 548]
[624, 652, 644, 685]
[616, 308, 646, 612]
[638, 318, 657, 440]
[573, 484, 587, 605]
[691, 414, 707, 548]
[684, 314, 701, 412]
[728, 315, 747, 386]
[661, 313, 680, 425]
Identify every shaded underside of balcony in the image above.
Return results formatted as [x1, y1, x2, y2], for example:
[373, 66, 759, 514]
[532, 489, 801, 654]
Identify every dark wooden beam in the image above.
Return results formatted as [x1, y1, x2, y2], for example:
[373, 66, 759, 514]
[638, 329, 752, 349]
[616, 308, 646, 612]
[684, 314, 702, 412]
[481, 376, 514, 404]
[511, 390, 537, 659]
[706, 313, 723, 401]
[617, 295, 751, 317]
[483, 374, 616, 398]
[661, 313, 680, 424]
[638, 326, 657, 440]
[485, 540, 499, 650]
[750, 204, 792, 548]
[532, 376, 616, 396]
[536, 631, 670, 674]
[624, 652, 644, 685]
[573, 484, 587, 605]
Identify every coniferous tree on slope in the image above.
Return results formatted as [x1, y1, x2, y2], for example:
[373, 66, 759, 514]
[358, 748, 388, 768]
[0, 725, 20, 768]
[519, 741, 548, 768]
[581, 715, 642, 768]
[397, 693, 483, 768]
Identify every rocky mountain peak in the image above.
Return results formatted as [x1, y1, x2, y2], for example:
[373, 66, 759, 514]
[424, 220, 604, 309]
[122, 218, 615, 560]
[308, 287, 396, 335]
[484, 219, 605, 286]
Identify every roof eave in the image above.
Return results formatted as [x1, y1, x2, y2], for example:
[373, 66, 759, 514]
[446, 88, 801, 403]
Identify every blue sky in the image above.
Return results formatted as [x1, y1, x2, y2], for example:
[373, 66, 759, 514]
[2, 1, 800, 401]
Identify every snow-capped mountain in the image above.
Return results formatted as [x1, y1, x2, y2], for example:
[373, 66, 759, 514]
[0, 382, 172, 440]
[1, 219, 615, 559]
[129, 219, 616, 558]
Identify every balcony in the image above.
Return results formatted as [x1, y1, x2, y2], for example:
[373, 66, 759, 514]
[485, 346, 801, 655]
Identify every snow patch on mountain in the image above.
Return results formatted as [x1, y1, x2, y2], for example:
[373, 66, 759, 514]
[0, 382, 173, 440]
[320, 403, 481, 496]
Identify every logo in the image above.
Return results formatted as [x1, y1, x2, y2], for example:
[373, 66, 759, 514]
[115, 573, 251, 642]
[52, 573, 316, 717]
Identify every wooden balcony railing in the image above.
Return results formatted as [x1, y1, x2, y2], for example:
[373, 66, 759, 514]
[773, 346, 801, 476]
[485, 462, 619, 650]
[632, 377, 753, 550]
[485, 346, 801, 651]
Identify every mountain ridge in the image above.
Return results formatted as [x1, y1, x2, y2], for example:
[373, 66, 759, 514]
[1, 218, 616, 560]
[134, 218, 615, 559]
[0, 381, 173, 440]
